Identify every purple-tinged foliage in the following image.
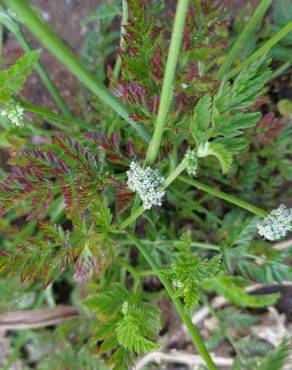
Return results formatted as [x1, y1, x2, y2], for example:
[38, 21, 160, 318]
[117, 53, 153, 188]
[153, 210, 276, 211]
[109, 0, 229, 130]
[0, 198, 115, 287]
[116, 184, 135, 214]
[74, 249, 100, 284]
[0, 134, 108, 219]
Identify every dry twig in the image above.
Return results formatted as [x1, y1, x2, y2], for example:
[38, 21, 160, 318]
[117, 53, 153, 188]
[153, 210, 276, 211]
[135, 350, 234, 369]
[0, 306, 79, 331]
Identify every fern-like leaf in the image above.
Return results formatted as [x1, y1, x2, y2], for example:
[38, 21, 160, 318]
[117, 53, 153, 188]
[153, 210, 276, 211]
[257, 338, 290, 370]
[0, 50, 40, 102]
[167, 232, 222, 315]
[190, 57, 271, 174]
[203, 273, 280, 308]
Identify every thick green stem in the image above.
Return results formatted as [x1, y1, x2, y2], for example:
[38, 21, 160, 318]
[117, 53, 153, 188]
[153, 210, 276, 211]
[178, 176, 268, 218]
[119, 160, 187, 230]
[216, 0, 272, 79]
[20, 100, 98, 132]
[145, 0, 190, 164]
[5, 0, 151, 143]
[113, 0, 128, 79]
[129, 233, 218, 370]
[226, 20, 292, 80]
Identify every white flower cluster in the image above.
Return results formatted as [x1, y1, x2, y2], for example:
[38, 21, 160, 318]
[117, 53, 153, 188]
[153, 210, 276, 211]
[257, 204, 292, 241]
[185, 148, 198, 177]
[127, 161, 165, 210]
[0, 102, 24, 126]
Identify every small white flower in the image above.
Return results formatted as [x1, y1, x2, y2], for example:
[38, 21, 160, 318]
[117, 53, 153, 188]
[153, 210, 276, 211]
[0, 102, 24, 126]
[257, 204, 292, 241]
[127, 161, 165, 210]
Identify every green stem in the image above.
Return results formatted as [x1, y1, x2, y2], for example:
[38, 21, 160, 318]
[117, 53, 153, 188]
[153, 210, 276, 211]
[145, 0, 190, 164]
[15, 29, 71, 115]
[119, 160, 187, 230]
[119, 205, 145, 230]
[20, 100, 98, 131]
[5, 0, 151, 143]
[270, 61, 291, 80]
[216, 0, 272, 79]
[118, 257, 140, 293]
[113, 0, 128, 79]
[178, 175, 268, 218]
[163, 158, 186, 188]
[226, 20, 292, 80]
[129, 233, 218, 370]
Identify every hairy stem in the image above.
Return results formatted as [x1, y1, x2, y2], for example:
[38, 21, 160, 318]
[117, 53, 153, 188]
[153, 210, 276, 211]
[226, 20, 292, 80]
[216, 0, 272, 79]
[129, 233, 218, 370]
[113, 0, 128, 79]
[145, 0, 190, 164]
[5, 0, 151, 143]
[178, 176, 268, 218]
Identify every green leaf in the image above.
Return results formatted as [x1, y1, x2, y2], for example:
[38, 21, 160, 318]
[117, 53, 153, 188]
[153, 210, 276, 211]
[0, 50, 40, 102]
[116, 309, 159, 354]
[167, 240, 222, 315]
[190, 93, 212, 141]
[83, 283, 131, 318]
[203, 273, 280, 308]
[213, 79, 230, 114]
[234, 216, 259, 248]
[219, 112, 262, 137]
[189, 58, 271, 175]
[230, 56, 271, 110]
[198, 141, 233, 174]
[84, 285, 161, 362]
[257, 338, 290, 370]
[108, 348, 133, 370]
[83, 1, 122, 23]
